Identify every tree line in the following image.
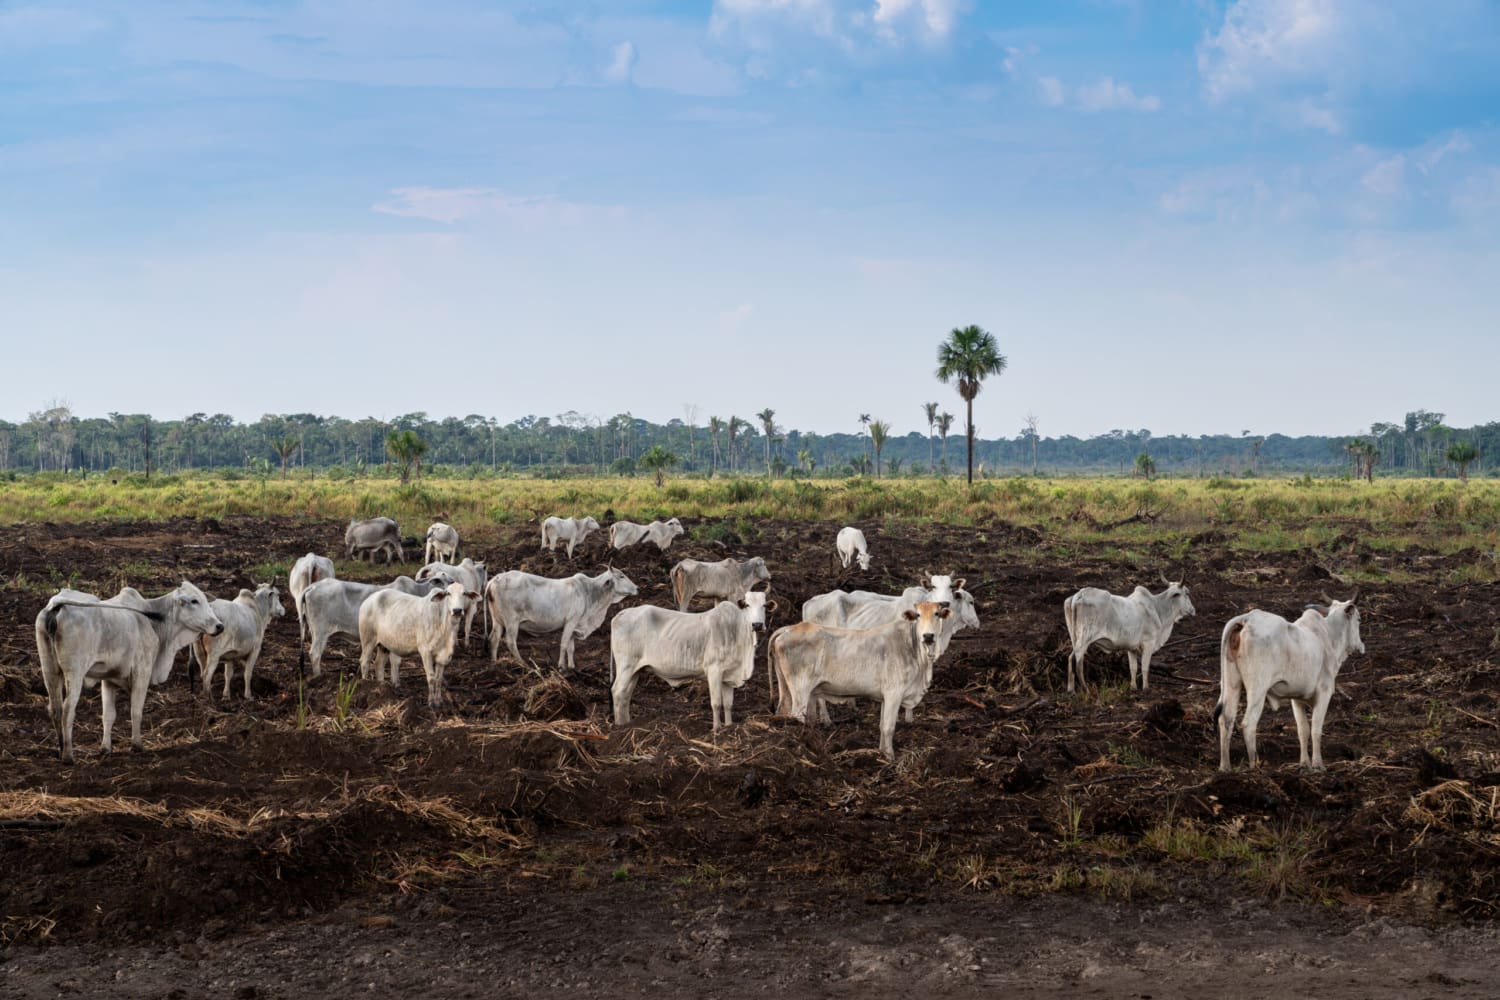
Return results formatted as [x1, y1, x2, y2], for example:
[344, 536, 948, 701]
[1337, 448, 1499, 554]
[2, 402, 1493, 480]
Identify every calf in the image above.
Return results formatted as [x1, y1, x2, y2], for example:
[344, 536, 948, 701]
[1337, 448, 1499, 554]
[610, 592, 774, 730]
[669, 556, 772, 611]
[36, 582, 224, 763]
[345, 517, 403, 564]
[1063, 580, 1195, 693]
[487, 567, 638, 671]
[192, 584, 286, 701]
[540, 515, 601, 559]
[358, 580, 479, 709]
[1215, 597, 1365, 772]
[768, 601, 950, 760]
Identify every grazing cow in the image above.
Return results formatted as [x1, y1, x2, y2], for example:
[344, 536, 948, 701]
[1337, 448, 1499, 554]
[301, 574, 453, 677]
[289, 553, 335, 646]
[418, 558, 488, 646]
[768, 602, 951, 760]
[192, 583, 286, 701]
[669, 556, 772, 612]
[540, 516, 601, 559]
[358, 580, 478, 709]
[1214, 597, 1365, 772]
[487, 567, 638, 671]
[424, 522, 460, 565]
[610, 592, 775, 730]
[609, 517, 686, 552]
[801, 573, 964, 631]
[1063, 581, 1196, 693]
[36, 582, 225, 763]
[836, 526, 871, 571]
[345, 517, 403, 564]
[797, 584, 979, 721]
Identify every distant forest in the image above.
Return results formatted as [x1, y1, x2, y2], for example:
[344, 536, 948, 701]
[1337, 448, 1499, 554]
[0, 405, 1492, 479]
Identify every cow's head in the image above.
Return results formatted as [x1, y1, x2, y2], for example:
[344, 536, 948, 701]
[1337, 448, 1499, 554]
[748, 557, 772, 582]
[921, 573, 963, 607]
[1332, 597, 1364, 656]
[903, 601, 952, 652]
[605, 567, 640, 599]
[256, 583, 286, 619]
[430, 581, 479, 624]
[856, 549, 871, 571]
[1165, 581, 1195, 619]
[949, 589, 981, 632]
[582, 516, 602, 532]
[737, 590, 778, 633]
[176, 581, 225, 636]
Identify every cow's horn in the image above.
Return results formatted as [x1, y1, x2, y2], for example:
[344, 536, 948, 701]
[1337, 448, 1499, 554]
[1320, 589, 1334, 605]
[1350, 588, 1361, 605]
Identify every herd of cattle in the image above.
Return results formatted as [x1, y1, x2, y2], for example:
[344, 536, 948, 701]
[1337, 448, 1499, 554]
[31, 515, 1365, 773]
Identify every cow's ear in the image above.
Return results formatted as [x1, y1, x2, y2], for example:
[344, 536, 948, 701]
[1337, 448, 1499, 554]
[466, 591, 479, 601]
[902, 609, 920, 621]
[954, 578, 966, 591]
[937, 606, 952, 619]
[767, 600, 779, 614]
[737, 598, 748, 609]
[430, 591, 446, 602]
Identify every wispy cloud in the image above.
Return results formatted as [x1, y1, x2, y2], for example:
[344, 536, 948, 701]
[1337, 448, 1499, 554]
[373, 187, 621, 227]
[605, 40, 637, 84]
[1075, 76, 1161, 113]
[0, 5, 109, 47]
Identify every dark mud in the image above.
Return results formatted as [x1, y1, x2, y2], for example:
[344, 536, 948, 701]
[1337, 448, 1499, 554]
[2, 513, 1499, 996]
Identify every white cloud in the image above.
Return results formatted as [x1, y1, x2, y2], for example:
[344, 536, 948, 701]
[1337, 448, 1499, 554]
[373, 187, 621, 227]
[710, 0, 966, 51]
[1036, 75, 1065, 107]
[1197, 0, 1339, 102]
[1075, 76, 1161, 113]
[605, 40, 637, 84]
[872, 0, 965, 43]
[1360, 155, 1405, 198]
[719, 302, 754, 333]
[1418, 132, 1472, 175]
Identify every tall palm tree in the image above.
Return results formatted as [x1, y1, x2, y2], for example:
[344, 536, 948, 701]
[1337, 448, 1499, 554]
[935, 324, 1007, 485]
[708, 416, 724, 476]
[756, 408, 776, 476]
[936, 412, 953, 471]
[922, 402, 939, 475]
[868, 420, 890, 479]
[858, 413, 871, 462]
[271, 435, 300, 478]
[385, 429, 428, 484]
[1447, 440, 1478, 482]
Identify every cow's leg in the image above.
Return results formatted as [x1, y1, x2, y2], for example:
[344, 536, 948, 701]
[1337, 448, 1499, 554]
[506, 620, 527, 667]
[1126, 651, 1141, 690]
[903, 704, 915, 723]
[127, 674, 149, 752]
[419, 651, 438, 708]
[309, 628, 330, 679]
[878, 695, 901, 761]
[611, 662, 638, 725]
[1216, 673, 1241, 772]
[387, 651, 402, 688]
[722, 684, 735, 727]
[558, 625, 576, 671]
[1308, 692, 1332, 772]
[816, 695, 832, 725]
[1138, 648, 1153, 691]
[1240, 691, 1267, 769]
[708, 674, 725, 731]
[59, 674, 82, 764]
[1290, 699, 1312, 768]
[221, 657, 236, 701]
[243, 641, 263, 700]
[358, 637, 377, 682]
[1069, 640, 1088, 694]
[99, 679, 117, 754]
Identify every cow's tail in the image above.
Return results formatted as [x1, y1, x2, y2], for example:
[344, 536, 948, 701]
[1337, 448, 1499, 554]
[1062, 594, 1078, 679]
[670, 565, 686, 612]
[767, 632, 781, 715]
[1215, 619, 1247, 723]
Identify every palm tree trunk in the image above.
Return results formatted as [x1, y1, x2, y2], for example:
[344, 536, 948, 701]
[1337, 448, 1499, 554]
[966, 399, 975, 485]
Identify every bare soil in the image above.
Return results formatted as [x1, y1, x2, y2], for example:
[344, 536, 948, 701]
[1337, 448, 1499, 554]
[2, 512, 1499, 997]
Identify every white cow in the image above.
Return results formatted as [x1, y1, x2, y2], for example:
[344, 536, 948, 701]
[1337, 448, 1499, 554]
[301, 574, 454, 677]
[191, 583, 286, 701]
[424, 522, 460, 565]
[609, 518, 686, 552]
[358, 580, 479, 709]
[1062, 581, 1196, 693]
[540, 516, 601, 559]
[288, 553, 335, 646]
[836, 526, 871, 571]
[487, 567, 638, 671]
[417, 558, 488, 646]
[797, 584, 979, 721]
[801, 573, 963, 631]
[610, 592, 775, 731]
[1215, 598, 1365, 772]
[36, 582, 225, 763]
[768, 602, 951, 760]
[669, 556, 772, 612]
[345, 517, 404, 564]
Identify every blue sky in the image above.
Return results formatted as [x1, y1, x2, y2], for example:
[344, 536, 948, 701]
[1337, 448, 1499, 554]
[3, 0, 1498, 439]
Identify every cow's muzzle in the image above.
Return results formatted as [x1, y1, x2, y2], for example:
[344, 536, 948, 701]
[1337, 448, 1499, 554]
[752, 622, 766, 632]
[211, 624, 225, 636]
[922, 633, 936, 645]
